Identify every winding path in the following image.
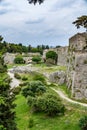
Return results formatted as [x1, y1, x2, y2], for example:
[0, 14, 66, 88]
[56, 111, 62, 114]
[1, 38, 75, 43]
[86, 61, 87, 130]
[8, 67, 87, 107]
[8, 69, 20, 88]
[52, 88, 87, 107]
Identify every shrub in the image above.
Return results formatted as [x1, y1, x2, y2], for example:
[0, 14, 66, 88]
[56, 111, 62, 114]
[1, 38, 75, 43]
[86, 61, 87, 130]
[79, 116, 87, 130]
[28, 117, 34, 128]
[14, 56, 25, 64]
[0, 56, 7, 73]
[32, 56, 41, 64]
[46, 51, 58, 60]
[14, 73, 21, 79]
[33, 73, 46, 84]
[12, 86, 21, 95]
[22, 81, 46, 97]
[27, 93, 65, 117]
[22, 76, 28, 81]
[0, 125, 6, 130]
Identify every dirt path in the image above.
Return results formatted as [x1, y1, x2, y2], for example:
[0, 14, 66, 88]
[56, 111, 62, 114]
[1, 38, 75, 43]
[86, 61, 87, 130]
[52, 88, 87, 107]
[8, 67, 87, 107]
[8, 70, 20, 88]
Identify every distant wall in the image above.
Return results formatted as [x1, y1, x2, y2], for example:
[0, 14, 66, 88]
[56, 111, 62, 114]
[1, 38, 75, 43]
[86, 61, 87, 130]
[4, 52, 41, 64]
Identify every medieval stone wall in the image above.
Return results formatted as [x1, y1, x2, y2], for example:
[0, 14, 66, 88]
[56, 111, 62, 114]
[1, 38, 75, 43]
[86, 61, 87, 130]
[43, 47, 68, 66]
[67, 32, 87, 99]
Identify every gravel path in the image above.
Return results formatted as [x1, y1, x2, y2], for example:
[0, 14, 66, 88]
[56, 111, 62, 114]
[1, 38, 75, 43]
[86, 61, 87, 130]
[52, 88, 87, 107]
[8, 70, 20, 88]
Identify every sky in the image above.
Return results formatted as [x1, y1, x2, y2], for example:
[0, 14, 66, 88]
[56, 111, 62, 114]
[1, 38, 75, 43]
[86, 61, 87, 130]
[0, 0, 87, 47]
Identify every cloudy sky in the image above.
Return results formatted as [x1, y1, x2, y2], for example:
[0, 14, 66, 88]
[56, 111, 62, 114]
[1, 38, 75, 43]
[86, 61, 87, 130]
[0, 0, 87, 46]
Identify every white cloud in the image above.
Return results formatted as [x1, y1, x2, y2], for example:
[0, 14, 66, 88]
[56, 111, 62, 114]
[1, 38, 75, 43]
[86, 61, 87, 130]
[0, 0, 87, 46]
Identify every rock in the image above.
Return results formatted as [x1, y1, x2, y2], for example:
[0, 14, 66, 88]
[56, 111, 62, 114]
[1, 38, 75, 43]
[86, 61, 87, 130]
[49, 71, 66, 85]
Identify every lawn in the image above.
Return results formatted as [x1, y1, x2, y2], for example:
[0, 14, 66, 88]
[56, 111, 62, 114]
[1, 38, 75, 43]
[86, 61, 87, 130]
[11, 64, 87, 130]
[15, 91, 87, 130]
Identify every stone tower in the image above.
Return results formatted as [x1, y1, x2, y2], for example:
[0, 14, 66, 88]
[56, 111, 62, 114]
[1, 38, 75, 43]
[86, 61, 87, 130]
[67, 33, 87, 99]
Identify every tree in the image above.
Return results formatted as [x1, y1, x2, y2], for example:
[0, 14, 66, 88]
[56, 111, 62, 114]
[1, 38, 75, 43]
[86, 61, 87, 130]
[0, 70, 17, 130]
[46, 45, 49, 49]
[73, 15, 87, 32]
[28, 0, 44, 4]
[46, 51, 57, 60]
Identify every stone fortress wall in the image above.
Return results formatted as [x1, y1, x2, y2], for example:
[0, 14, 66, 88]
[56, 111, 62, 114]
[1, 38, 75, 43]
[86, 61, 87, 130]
[67, 33, 87, 99]
[43, 32, 87, 99]
[43, 46, 68, 66]
[4, 32, 87, 99]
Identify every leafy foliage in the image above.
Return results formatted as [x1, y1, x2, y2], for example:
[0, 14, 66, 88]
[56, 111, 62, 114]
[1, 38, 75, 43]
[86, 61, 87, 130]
[22, 80, 46, 97]
[14, 73, 21, 79]
[28, 117, 34, 128]
[33, 73, 46, 84]
[32, 56, 41, 63]
[27, 93, 65, 116]
[73, 15, 87, 31]
[79, 116, 87, 130]
[0, 81, 17, 130]
[0, 56, 7, 73]
[14, 56, 25, 64]
[46, 51, 58, 60]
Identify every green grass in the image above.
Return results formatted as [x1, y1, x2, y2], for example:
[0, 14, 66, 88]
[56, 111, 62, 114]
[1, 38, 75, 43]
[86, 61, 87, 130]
[9, 63, 87, 130]
[0, 73, 8, 82]
[15, 94, 30, 130]
[7, 64, 26, 69]
[32, 65, 66, 73]
[15, 88, 87, 130]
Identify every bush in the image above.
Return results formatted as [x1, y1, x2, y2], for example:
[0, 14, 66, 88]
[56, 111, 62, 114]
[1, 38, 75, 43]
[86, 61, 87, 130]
[32, 56, 41, 64]
[0, 56, 7, 73]
[22, 76, 28, 81]
[22, 81, 46, 97]
[79, 116, 87, 130]
[14, 73, 21, 79]
[46, 51, 58, 60]
[14, 56, 25, 64]
[33, 73, 46, 84]
[27, 93, 65, 117]
[0, 125, 6, 130]
[28, 117, 34, 128]
[12, 86, 21, 95]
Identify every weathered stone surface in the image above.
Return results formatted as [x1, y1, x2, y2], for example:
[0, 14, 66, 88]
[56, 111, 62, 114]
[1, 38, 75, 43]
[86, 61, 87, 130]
[10, 65, 38, 73]
[49, 71, 66, 85]
[4, 53, 16, 64]
[4, 52, 41, 64]
[43, 47, 68, 66]
[67, 32, 87, 99]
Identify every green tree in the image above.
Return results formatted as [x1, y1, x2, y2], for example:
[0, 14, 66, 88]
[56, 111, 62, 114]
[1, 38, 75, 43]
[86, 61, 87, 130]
[0, 82, 17, 130]
[73, 15, 87, 32]
[46, 51, 57, 60]
[0, 56, 7, 73]
[46, 50, 58, 64]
